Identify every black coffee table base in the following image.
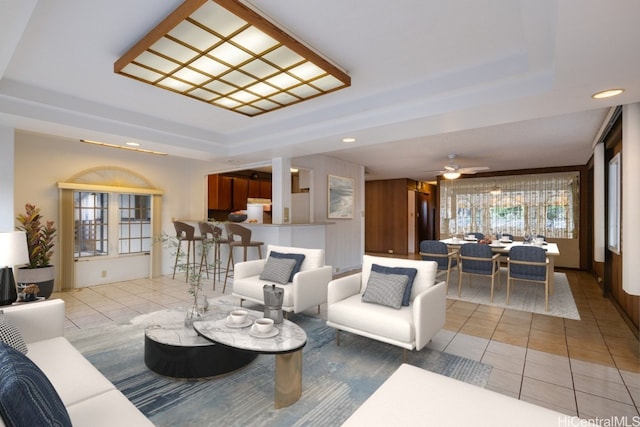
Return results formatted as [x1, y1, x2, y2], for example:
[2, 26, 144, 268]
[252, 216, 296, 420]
[144, 335, 258, 379]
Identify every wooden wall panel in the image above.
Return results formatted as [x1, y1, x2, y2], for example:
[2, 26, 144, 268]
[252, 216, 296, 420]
[365, 179, 409, 255]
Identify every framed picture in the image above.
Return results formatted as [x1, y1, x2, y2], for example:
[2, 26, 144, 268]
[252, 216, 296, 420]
[328, 175, 354, 219]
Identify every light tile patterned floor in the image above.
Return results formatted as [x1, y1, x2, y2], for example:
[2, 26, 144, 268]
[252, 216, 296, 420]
[435, 269, 640, 421]
[52, 268, 639, 422]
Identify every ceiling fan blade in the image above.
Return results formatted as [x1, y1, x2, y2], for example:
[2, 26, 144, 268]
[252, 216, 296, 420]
[459, 166, 489, 174]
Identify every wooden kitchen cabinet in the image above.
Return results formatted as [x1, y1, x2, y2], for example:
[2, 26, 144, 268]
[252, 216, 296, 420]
[248, 180, 261, 198]
[207, 175, 232, 210]
[259, 180, 271, 199]
[233, 177, 249, 210]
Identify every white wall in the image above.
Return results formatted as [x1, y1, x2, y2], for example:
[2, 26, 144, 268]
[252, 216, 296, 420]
[293, 154, 364, 274]
[14, 131, 211, 286]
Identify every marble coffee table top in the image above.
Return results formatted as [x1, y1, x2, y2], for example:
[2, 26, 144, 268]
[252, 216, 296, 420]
[193, 307, 307, 355]
[143, 308, 213, 348]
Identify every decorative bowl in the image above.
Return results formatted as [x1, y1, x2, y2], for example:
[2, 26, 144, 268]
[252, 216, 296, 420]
[228, 213, 247, 222]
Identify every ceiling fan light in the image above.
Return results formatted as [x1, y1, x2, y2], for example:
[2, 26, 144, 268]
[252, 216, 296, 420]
[443, 172, 461, 179]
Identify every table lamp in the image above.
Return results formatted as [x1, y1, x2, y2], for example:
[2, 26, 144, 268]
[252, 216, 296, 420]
[0, 231, 30, 306]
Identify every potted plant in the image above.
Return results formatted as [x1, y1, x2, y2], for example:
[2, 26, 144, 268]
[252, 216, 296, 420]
[15, 203, 57, 298]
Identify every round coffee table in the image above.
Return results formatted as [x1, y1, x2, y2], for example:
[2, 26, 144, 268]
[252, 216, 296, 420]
[143, 309, 257, 379]
[193, 308, 307, 409]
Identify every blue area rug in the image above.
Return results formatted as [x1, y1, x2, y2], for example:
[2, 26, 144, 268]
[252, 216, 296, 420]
[67, 311, 492, 426]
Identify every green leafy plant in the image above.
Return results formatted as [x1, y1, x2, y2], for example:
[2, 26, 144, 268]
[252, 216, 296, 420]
[16, 203, 57, 268]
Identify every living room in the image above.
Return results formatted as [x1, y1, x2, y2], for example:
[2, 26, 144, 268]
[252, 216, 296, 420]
[1, 1, 640, 425]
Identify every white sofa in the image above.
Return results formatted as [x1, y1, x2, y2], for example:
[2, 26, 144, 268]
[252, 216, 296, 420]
[1, 299, 153, 427]
[326, 255, 446, 359]
[232, 244, 333, 314]
[344, 363, 597, 426]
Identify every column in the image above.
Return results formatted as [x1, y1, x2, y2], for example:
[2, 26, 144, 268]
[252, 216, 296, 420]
[271, 157, 292, 225]
[622, 103, 640, 295]
[0, 126, 15, 231]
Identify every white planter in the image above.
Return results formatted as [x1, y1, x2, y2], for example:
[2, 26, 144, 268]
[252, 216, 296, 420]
[16, 265, 55, 298]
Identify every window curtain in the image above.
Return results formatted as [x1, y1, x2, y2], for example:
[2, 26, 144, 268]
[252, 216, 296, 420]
[59, 188, 75, 291]
[439, 172, 579, 239]
[150, 194, 163, 278]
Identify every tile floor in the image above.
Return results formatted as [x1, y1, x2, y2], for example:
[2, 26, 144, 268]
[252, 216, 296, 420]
[52, 268, 639, 422]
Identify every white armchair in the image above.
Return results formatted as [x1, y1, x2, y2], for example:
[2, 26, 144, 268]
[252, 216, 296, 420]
[232, 245, 333, 314]
[326, 255, 446, 360]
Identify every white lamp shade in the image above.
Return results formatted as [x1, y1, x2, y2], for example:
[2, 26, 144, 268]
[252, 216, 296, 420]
[0, 231, 30, 267]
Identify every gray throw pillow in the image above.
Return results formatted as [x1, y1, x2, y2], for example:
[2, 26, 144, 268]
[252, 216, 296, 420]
[361, 271, 409, 309]
[0, 311, 28, 354]
[259, 256, 297, 284]
[269, 251, 306, 282]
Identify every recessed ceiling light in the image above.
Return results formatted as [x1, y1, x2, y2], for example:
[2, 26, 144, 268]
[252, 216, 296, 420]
[125, 141, 140, 147]
[342, 137, 356, 143]
[592, 89, 624, 99]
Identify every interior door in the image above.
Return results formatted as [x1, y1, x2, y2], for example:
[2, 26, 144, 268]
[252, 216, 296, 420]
[416, 192, 432, 250]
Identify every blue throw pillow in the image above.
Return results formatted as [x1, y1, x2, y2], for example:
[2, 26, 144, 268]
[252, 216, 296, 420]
[371, 264, 418, 306]
[269, 251, 306, 282]
[0, 342, 72, 427]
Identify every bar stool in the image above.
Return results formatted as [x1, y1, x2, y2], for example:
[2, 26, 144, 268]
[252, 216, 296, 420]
[171, 221, 204, 282]
[223, 223, 263, 293]
[198, 222, 229, 291]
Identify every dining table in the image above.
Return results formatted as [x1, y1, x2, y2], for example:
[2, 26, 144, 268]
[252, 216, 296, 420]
[440, 237, 560, 294]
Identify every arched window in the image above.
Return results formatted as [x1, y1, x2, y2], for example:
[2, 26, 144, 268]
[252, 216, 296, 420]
[58, 167, 163, 290]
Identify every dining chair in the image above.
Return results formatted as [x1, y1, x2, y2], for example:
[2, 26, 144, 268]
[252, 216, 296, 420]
[223, 223, 264, 293]
[198, 222, 230, 291]
[419, 240, 458, 292]
[172, 221, 204, 282]
[500, 233, 514, 241]
[470, 232, 485, 240]
[458, 243, 501, 301]
[507, 245, 549, 311]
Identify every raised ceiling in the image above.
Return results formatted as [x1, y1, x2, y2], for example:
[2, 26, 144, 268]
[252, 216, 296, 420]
[1, 0, 639, 181]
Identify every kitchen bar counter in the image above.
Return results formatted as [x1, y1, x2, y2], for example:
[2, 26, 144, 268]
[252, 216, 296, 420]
[231, 223, 330, 259]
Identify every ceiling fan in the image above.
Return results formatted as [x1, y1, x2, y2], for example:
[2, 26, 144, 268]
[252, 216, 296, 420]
[437, 154, 489, 179]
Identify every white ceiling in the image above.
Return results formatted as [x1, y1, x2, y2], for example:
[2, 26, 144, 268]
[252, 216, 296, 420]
[1, 0, 638, 181]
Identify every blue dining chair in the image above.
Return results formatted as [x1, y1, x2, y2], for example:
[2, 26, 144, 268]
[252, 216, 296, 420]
[500, 233, 514, 241]
[470, 232, 485, 240]
[419, 240, 458, 291]
[507, 245, 549, 311]
[458, 243, 501, 301]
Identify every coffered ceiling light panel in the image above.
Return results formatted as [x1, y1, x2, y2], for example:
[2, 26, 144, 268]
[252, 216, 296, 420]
[114, 0, 351, 116]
